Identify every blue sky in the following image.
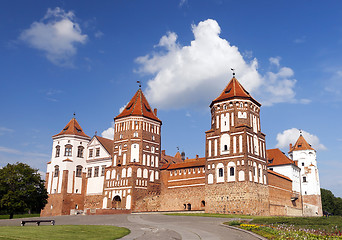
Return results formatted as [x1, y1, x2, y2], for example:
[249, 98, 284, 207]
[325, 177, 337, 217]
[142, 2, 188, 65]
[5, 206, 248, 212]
[0, 1, 342, 197]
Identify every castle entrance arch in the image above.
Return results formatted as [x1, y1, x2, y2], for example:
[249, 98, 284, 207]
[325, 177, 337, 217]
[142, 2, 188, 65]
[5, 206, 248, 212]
[112, 195, 121, 209]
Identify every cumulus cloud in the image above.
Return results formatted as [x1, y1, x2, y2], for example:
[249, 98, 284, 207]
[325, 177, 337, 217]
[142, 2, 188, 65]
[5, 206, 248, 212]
[136, 19, 302, 109]
[269, 57, 281, 67]
[276, 128, 327, 151]
[101, 122, 114, 140]
[20, 7, 87, 66]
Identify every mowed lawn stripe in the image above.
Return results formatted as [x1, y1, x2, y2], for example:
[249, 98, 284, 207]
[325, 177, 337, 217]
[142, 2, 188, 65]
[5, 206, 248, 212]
[0, 225, 130, 240]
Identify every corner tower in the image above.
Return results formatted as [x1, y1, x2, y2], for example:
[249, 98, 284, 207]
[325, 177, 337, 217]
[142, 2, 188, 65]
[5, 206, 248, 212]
[289, 134, 322, 216]
[102, 88, 162, 211]
[41, 117, 90, 216]
[205, 76, 270, 215]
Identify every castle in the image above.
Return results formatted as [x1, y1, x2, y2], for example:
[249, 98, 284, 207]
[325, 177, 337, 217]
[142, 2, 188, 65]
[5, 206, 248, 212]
[41, 75, 322, 217]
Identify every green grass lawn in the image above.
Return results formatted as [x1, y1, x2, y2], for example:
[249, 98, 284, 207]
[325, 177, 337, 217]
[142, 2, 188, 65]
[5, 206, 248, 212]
[0, 225, 130, 240]
[0, 214, 41, 219]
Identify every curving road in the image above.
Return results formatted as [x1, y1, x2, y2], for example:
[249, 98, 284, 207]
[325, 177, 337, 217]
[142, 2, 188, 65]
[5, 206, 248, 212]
[0, 213, 262, 240]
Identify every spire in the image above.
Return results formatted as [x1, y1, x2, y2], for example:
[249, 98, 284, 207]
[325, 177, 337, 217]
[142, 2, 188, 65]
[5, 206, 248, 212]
[289, 134, 314, 153]
[210, 76, 260, 107]
[53, 117, 90, 138]
[115, 89, 161, 123]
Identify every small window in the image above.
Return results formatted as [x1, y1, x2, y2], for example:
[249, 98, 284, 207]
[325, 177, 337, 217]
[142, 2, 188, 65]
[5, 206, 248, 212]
[224, 145, 228, 151]
[302, 162, 304, 166]
[54, 165, 59, 177]
[134, 132, 138, 137]
[152, 135, 155, 141]
[101, 166, 105, 176]
[298, 144, 302, 147]
[219, 168, 223, 177]
[96, 148, 100, 157]
[120, 134, 123, 139]
[55, 146, 60, 157]
[77, 146, 84, 158]
[76, 165, 82, 177]
[94, 167, 99, 177]
[269, 168, 273, 171]
[89, 149, 93, 158]
[303, 176, 307, 182]
[65, 145, 72, 156]
[87, 168, 92, 178]
[230, 167, 234, 176]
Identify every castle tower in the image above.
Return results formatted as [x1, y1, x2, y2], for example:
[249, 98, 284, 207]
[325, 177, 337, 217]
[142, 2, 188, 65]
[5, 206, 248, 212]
[288, 134, 322, 216]
[102, 88, 162, 211]
[205, 76, 270, 215]
[41, 117, 90, 216]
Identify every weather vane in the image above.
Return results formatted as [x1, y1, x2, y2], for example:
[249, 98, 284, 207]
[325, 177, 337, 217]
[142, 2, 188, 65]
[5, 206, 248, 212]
[73, 112, 76, 118]
[177, 146, 179, 151]
[299, 129, 303, 135]
[230, 68, 235, 77]
[137, 80, 142, 88]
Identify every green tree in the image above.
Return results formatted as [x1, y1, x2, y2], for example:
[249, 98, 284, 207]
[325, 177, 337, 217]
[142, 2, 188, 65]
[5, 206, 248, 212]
[321, 188, 342, 216]
[0, 162, 48, 219]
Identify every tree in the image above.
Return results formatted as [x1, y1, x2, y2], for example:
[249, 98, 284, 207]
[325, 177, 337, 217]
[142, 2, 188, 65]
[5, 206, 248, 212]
[321, 188, 342, 216]
[0, 162, 48, 219]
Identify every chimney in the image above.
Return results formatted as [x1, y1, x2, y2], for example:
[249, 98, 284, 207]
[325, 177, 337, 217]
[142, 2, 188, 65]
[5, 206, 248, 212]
[154, 108, 158, 116]
[196, 154, 199, 159]
[289, 143, 293, 150]
[181, 151, 185, 161]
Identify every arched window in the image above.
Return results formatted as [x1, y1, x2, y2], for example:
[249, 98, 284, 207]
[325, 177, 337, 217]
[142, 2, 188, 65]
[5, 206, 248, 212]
[77, 146, 84, 158]
[54, 165, 59, 177]
[55, 146, 60, 157]
[76, 165, 82, 177]
[143, 169, 148, 178]
[137, 168, 142, 178]
[230, 167, 234, 176]
[219, 168, 223, 177]
[127, 167, 132, 178]
[122, 168, 126, 178]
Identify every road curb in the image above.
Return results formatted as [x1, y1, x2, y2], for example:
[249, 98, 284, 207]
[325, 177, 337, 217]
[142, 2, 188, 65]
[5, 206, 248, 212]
[220, 223, 268, 240]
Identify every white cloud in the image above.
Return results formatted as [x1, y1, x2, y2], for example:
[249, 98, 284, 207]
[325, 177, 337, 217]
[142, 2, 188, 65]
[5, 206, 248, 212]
[101, 122, 114, 140]
[0, 127, 14, 136]
[136, 19, 300, 109]
[95, 31, 104, 38]
[179, 0, 187, 7]
[119, 102, 129, 114]
[294, 36, 306, 44]
[20, 7, 87, 66]
[0, 146, 50, 158]
[276, 128, 327, 151]
[269, 57, 281, 67]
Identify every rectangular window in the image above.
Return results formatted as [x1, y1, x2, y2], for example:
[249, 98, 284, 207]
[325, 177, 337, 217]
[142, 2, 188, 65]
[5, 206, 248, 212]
[101, 166, 105, 176]
[94, 167, 99, 177]
[76, 166, 82, 177]
[89, 149, 93, 158]
[302, 162, 304, 166]
[55, 147, 60, 157]
[65, 147, 72, 156]
[96, 148, 100, 157]
[87, 168, 92, 178]
[303, 176, 307, 182]
[77, 147, 83, 158]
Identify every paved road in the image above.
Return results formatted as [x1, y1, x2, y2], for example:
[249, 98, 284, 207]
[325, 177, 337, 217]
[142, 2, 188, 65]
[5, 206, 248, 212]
[0, 214, 261, 240]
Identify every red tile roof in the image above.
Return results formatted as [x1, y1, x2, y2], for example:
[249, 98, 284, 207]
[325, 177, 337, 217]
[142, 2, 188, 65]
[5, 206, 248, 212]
[163, 157, 206, 170]
[267, 148, 294, 167]
[96, 136, 114, 155]
[210, 77, 260, 107]
[160, 151, 184, 166]
[115, 89, 161, 123]
[289, 135, 314, 153]
[53, 118, 90, 138]
[267, 169, 292, 182]
[63, 158, 73, 162]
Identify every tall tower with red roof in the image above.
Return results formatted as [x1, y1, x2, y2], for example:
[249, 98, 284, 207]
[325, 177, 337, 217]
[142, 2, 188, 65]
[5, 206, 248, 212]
[102, 88, 162, 211]
[204, 75, 270, 215]
[41, 117, 91, 216]
[289, 134, 322, 216]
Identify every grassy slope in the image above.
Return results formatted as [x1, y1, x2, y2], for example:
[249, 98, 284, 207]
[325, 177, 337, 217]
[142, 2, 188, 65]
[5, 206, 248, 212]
[0, 225, 130, 240]
[0, 214, 41, 219]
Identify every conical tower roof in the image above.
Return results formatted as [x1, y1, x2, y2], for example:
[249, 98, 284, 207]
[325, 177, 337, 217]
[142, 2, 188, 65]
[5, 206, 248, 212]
[115, 89, 161, 123]
[53, 117, 90, 138]
[289, 134, 314, 153]
[210, 77, 260, 107]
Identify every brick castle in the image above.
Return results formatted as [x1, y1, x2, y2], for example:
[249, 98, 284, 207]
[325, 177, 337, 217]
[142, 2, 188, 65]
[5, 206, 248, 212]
[41, 75, 322, 217]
